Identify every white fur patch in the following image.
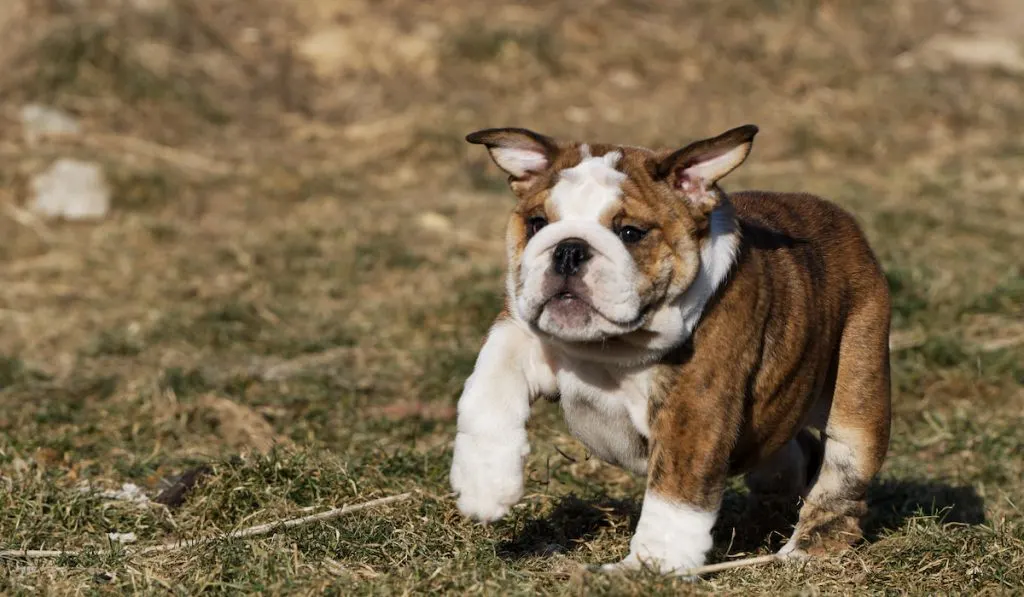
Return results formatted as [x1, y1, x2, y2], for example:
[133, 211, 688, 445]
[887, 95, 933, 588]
[677, 204, 741, 334]
[798, 429, 861, 516]
[554, 359, 656, 475]
[604, 492, 717, 575]
[810, 434, 858, 497]
[450, 320, 556, 522]
[549, 147, 626, 222]
[777, 533, 806, 559]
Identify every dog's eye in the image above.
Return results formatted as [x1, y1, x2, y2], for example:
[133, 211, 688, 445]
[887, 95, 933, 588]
[526, 216, 548, 237]
[617, 226, 647, 244]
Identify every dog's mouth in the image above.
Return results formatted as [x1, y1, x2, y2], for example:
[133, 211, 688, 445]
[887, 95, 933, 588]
[552, 290, 582, 303]
[539, 288, 650, 335]
[542, 290, 593, 318]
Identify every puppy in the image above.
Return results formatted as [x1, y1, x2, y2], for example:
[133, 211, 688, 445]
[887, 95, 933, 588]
[450, 125, 891, 575]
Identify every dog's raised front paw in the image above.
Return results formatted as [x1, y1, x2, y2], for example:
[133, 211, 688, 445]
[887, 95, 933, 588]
[449, 430, 529, 523]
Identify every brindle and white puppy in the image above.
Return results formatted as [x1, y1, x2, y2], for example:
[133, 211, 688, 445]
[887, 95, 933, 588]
[450, 125, 891, 575]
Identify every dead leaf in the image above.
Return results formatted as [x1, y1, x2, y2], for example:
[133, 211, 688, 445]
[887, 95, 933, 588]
[154, 465, 213, 509]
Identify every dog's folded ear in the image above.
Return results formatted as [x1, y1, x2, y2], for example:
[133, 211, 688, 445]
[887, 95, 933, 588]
[466, 128, 558, 180]
[657, 125, 758, 212]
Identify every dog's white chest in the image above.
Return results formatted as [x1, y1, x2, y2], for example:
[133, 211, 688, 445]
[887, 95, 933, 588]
[555, 362, 655, 475]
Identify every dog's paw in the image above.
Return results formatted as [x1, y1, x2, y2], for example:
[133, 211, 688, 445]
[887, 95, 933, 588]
[449, 430, 529, 523]
[597, 553, 698, 581]
[598, 493, 715, 577]
[777, 535, 812, 562]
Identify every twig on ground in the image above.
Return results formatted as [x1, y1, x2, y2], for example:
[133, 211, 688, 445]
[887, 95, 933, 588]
[0, 492, 414, 561]
[258, 347, 356, 381]
[978, 333, 1024, 352]
[680, 553, 784, 576]
[321, 557, 348, 577]
[0, 550, 66, 559]
[139, 492, 414, 554]
[564, 553, 788, 579]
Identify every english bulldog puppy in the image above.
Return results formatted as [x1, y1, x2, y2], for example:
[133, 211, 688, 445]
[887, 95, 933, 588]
[450, 124, 891, 576]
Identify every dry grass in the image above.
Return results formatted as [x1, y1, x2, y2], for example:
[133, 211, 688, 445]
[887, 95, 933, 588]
[0, 0, 1022, 594]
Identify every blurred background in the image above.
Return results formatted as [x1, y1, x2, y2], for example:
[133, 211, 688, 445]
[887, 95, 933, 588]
[0, 0, 1021, 593]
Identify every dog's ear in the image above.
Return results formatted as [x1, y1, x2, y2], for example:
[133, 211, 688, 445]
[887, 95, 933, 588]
[657, 125, 758, 213]
[466, 127, 558, 181]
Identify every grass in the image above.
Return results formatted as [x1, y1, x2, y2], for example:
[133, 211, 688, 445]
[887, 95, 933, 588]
[0, 0, 1023, 594]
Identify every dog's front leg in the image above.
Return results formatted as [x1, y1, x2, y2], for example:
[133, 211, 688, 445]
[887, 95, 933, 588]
[603, 402, 733, 577]
[450, 319, 555, 523]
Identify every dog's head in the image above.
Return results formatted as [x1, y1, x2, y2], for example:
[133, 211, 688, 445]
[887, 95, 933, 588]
[467, 125, 757, 359]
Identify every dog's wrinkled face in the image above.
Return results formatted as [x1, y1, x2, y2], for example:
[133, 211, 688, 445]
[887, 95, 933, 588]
[517, 147, 646, 342]
[467, 126, 757, 355]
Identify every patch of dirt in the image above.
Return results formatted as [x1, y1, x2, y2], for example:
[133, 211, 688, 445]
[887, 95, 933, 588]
[196, 394, 290, 453]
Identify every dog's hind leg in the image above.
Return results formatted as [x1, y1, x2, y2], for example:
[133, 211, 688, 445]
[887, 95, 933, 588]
[779, 291, 891, 557]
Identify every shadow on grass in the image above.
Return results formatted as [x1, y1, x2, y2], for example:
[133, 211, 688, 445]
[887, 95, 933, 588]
[715, 478, 986, 554]
[500, 479, 985, 560]
[863, 479, 986, 539]
[498, 495, 638, 559]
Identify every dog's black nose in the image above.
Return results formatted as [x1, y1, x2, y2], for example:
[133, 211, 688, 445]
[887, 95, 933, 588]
[552, 240, 591, 276]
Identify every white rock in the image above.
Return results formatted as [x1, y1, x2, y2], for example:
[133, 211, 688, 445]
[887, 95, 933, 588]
[20, 104, 80, 144]
[895, 0, 1024, 74]
[98, 483, 150, 504]
[918, 34, 1024, 72]
[30, 159, 111, 221]
[128, 0, 170, 13]
[298, 27, 353, 78]
[107, 532, 138, 544]
[78, 481, 151, 505]
[608, 69, 641, 90]
[109, 483, 148, 502]
[418, 211, 453, 233]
